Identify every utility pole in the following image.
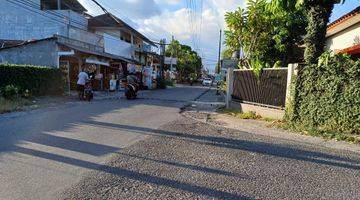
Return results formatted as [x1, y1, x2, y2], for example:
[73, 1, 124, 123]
[160, 39, 166, 78]
[170, 35, 174, 72]
[217, 29, 222, 74]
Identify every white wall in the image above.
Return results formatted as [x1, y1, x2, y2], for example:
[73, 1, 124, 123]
[69, 27, 104, 47]
[0, 0, 87, 41]
[103, 33, 133, 59]
[326, 22, 360, 52]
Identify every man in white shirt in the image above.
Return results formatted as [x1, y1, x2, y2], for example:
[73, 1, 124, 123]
[77, 68, 89, 100]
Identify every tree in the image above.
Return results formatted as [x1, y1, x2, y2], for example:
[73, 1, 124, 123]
[271, 0, 345, 64]
[165, 40, 202, 82]
[225, 0, 306, 73]
[221, 48, 234, 60]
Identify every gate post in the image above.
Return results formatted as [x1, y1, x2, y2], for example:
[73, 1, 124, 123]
[285, 63, 297, 106]
[226, 68, 234, 109]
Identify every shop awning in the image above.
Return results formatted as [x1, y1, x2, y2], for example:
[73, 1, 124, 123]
[57, 41, 143, 65]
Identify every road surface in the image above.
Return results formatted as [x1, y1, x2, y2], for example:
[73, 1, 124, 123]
[1, 86, 359, 200]
[0, 86, 208, 200]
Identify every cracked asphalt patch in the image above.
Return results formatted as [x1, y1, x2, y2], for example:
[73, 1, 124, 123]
[61, 117, 360, 200]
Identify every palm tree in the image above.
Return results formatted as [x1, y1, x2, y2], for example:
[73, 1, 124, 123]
[271, 0, 345, 64]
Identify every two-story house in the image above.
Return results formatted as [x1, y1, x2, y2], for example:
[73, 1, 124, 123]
[326, 6, 360, 59]
[0, 0, 159, 90]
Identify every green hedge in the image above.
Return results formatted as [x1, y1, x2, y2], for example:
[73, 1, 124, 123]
[287, 53, 360, 134]
[0, 64, 64, 96]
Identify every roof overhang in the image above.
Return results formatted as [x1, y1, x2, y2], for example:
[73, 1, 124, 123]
[327, 6, 360, 37]
[337, 43, 360, 55]
[89, 14, 156, 46]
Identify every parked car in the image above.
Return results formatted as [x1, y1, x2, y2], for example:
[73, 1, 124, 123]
[202, 78, 213, 86]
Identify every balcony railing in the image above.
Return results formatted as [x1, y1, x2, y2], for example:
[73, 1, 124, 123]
[56, 34, 104, 53]
[103, 33, 134, 59]
[68, 27, 104, 47]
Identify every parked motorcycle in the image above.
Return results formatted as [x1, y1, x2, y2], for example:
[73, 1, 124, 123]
[123, 75, 139, 100]
[83, 78, 93, 102]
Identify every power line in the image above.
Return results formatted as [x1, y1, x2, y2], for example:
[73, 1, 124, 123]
[96, 0, 162, 41]
[5, 0, 161, 47]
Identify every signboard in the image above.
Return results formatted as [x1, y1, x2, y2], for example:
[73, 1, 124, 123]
[165, 57, 177, 65]
[86, 56, 110, 66]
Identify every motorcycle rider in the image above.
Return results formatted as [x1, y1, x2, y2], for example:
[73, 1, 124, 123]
[77, 67, 89, 100]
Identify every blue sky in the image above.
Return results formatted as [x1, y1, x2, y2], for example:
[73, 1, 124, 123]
[78, 0, 359, 72]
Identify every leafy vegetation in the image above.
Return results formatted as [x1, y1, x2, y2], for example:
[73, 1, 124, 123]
[224, 0, 306, 72]
[275, 120, 360, 144]
[286, 52, 360, 135]
[165, 40, 202, 82]
[220, 109, 264, 120]
[2, 85, 19, 99]
[0, 64, 64, 96]
[156, 77, 167, 89]
[270, 0, 346, 65]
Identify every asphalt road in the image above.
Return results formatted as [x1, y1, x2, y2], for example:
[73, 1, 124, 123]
[62, 118, 360, 200]
[0, 86, 208, 200]
[2, 86, 360, 200]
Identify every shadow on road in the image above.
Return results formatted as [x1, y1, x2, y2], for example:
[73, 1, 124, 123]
[83, 120, 360, 170]
[14, 146, 251, 200]
[7, 118, 359, 198]
[1, 86, 359, 199]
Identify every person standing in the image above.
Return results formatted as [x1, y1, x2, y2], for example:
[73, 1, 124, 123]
[77, 68, 89, 100]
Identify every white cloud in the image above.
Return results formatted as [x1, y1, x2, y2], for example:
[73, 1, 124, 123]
[78, 0, 246, 71]
[136, 0, 245, 71]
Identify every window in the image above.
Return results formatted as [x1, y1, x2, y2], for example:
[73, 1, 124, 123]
[40, 0, 86, 13]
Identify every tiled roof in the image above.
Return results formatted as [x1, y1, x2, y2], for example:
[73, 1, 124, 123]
[328, 6, 360, 29]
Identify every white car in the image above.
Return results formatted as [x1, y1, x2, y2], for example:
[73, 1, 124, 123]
[202, 78, 212, 86]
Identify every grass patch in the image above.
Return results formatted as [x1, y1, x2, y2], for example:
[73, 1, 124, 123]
[219, 108, 274, 121]
[0, 97, 32, 114]
[219, 108, 359, 144]
[273, 121, 360, 144]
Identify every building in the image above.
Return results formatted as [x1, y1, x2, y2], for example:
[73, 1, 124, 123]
[326, 6, 360, 59]
[0, 0, 159, 90]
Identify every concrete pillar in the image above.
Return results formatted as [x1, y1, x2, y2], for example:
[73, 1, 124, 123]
[285, 63, 298, 106]
[77, 57, 83, 72]
[57, 0, 61, 10]
[130, 34, 134, 45]
[226, 68, 234, 109]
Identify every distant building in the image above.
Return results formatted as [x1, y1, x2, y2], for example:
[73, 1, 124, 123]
[326, 6, 360, 59]
[0, 0, 159, 90]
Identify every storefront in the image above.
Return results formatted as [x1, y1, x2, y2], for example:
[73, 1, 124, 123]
[58, 43, 126, 92]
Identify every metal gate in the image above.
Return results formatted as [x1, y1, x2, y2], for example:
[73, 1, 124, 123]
[232, 68, 288, 108]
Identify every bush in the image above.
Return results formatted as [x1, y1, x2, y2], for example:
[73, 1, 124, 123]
[287, 52, 360, 134]
[165, 80, 175, 87]
[156, 77, 167, 89]
[0, 64, 64, 96]
[2, 85, 19, 99]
